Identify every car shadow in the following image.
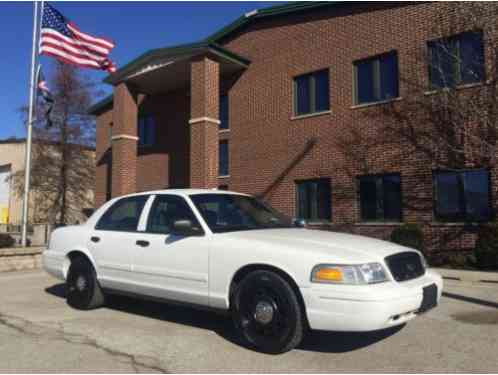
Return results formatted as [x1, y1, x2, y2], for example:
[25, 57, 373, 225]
[45, 283, 404, 354]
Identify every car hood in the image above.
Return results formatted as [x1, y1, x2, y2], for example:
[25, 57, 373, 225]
[220, 228, 413, 263]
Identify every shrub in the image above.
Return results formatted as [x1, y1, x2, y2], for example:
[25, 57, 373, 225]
[474, 223, 498, 269]
[0, 233, 16, 248]
[390, 223, 425, 252]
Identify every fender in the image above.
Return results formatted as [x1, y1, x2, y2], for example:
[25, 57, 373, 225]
[64, 247, 99, 279]
[217, 261, 303, 310]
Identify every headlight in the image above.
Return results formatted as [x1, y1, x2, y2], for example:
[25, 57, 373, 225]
[311, 263, 389, 285]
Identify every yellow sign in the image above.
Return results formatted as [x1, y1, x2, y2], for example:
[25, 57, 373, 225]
[0, 207, 8, 224]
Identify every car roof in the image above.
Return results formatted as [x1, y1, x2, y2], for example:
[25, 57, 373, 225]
[119, 188, 250, 199]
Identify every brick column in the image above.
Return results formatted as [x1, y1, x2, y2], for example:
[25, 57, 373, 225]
[189, 57, 220, 189]
[111, 83, 138, 197]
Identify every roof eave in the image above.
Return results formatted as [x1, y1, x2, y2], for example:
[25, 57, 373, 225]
[88, 95, 113, 115]
[104, 42, 250, 86]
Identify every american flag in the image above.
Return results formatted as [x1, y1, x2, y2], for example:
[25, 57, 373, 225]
[36, 66, 54, 128]
[40, 3, 117, 73]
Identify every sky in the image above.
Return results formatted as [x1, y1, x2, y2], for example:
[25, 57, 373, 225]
[0, 1, 279, 140]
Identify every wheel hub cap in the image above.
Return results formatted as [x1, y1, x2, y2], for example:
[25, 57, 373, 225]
[253, 301, 274, 324]
[75, 275, 87, 291]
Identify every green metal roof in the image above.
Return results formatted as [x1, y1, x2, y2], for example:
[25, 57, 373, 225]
[88, 94, 113, 115]
[103, 42, 250, 86]
[90, 1, 345, 115]
[205, 1, 338, 43]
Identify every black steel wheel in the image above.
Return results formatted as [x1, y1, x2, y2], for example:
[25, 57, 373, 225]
[66, 257, 105, 310]
[231, 270, 304, 354]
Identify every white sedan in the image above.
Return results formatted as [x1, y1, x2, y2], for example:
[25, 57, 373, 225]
[43, 189, 442, 353]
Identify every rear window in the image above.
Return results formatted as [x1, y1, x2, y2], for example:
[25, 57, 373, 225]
[95, 195, 148, 231]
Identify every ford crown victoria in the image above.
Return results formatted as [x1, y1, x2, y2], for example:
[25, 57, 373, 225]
[43, 189, 442, 353]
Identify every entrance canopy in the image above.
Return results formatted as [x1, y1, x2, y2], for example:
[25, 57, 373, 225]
[104, 42, 250, 95]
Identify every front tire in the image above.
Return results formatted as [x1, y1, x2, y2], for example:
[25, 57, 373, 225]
[231, 270, 305, 354]
[66, 257, 105, 310]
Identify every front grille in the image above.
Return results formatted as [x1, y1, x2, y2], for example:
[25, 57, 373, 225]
[385, 251, 425, 282]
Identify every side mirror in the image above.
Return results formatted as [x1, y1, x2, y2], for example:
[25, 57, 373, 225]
[171, 219, 204, 237]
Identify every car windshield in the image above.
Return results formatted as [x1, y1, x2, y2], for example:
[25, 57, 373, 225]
[190, 193, 295, 233]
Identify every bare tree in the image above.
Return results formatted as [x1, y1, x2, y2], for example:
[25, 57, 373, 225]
[361, 3, 498, 170]
[12, 62, 100, 225]
[330, 3, 498, 255]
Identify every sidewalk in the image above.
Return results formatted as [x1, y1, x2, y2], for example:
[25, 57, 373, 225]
[432, 267, 498, 284]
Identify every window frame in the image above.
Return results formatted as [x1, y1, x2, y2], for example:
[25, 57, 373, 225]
[137, 115, 156, 147]
[95, 195, 149, 232]
[432, 168, 493, 223]
[219, 94, 229, 131]
[427, 31, 485, 90]
[357, 173, 403, 223]
[108, 122, 113, 147]
[292, 69, 330, 117]
[219, 140, 229, 177]
[145, 194, 204, 235]
[353, 51, 400, 106]
[295, 178, 332, 222]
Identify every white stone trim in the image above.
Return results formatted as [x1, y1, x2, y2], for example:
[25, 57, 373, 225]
[111, 134, 139, 141]
[126, 59, 176, 80]
[189, 117, 221, 125]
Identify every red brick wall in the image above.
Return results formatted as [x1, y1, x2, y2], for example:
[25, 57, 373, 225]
[216, 2, 498, 252]
[94, 2, 498, 253]
[190, 57, 220, 188]
[95, 110, 112, 208]
[111, 83, 138, 197]
[136, 90, 191, 191]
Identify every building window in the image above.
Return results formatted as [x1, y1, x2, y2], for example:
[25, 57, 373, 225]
[293, 69, 330, 116]
[358, 174, 402, 222]
[433, 169, 492, 222]
[218, 185, 228, 190]
[138, 115, 155, 147]
[220, 94, 229, 130]
[219, 140, 229, 177]
[296, 178, 331, 221]
[428, 31, 485, 89]
[354, 51, 399, 105]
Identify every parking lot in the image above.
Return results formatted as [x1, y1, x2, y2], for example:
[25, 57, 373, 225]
[0, 270, 497, 373]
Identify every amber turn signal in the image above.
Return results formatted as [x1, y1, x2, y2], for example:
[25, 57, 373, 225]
[313, 267, 343, 282]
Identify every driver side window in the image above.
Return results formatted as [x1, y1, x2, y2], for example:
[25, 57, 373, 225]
[146, 195, 201, 234]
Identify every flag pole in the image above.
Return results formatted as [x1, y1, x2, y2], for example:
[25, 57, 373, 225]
[21, 0, 40, 247]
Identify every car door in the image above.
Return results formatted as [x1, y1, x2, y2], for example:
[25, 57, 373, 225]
[131, 194, 210, 306]
[87, 194, 149, 292]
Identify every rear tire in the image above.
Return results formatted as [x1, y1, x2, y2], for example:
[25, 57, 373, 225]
[66, 257, 105, 310]
[231, 270, 304, 354]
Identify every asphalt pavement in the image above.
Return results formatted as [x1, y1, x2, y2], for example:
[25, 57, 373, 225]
[0, 270, 497, 373]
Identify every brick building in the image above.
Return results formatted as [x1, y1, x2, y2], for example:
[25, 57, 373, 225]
[89, 2, 498, 254]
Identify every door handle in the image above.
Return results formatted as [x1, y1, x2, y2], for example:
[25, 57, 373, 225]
[90, 236, 100, 243]
[136, 240, 150, 247]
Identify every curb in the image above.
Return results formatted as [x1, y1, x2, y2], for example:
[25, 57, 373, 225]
[432, 267, 498, 285]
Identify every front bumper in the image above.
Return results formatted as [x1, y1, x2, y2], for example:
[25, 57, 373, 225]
[301, 269, 443, 332]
